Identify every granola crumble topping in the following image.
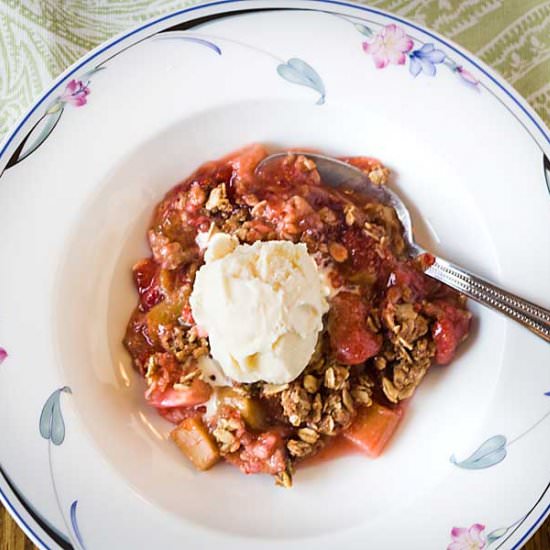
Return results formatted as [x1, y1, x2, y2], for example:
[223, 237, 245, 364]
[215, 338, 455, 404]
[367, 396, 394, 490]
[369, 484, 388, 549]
[123, 145, 472, 486]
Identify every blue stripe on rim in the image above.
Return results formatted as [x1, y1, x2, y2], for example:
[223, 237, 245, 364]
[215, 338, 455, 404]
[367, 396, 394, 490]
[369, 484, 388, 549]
[0, 484, 51, 549]
[512, 501, 550, 550]
[0, 1, 548, 548]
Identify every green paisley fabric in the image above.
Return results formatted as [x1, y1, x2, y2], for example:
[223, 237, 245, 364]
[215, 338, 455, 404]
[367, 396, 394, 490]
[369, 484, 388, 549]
[1, 0, 549, 140]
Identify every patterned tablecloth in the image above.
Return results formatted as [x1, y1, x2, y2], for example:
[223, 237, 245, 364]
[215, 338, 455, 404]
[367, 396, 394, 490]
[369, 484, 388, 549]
[0, 1, 549, 549]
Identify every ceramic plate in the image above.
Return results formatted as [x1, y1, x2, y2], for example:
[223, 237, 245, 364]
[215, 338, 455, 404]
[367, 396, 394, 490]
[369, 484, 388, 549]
[1, 1, 549, 548]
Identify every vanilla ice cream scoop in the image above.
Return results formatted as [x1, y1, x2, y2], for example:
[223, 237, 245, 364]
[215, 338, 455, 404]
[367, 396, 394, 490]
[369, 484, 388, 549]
[190, 233, 329, 384]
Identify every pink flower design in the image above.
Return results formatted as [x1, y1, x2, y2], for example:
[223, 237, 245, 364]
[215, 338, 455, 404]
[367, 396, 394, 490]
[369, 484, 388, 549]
[448, 524, 486, 550]
[456, 66, 479, 86]
[362, 24, 413, 68]
[59, 79, 90, 107]
[0, 348, 7, 364]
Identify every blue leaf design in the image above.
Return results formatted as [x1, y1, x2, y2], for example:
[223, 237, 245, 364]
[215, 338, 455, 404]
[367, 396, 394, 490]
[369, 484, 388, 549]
[179, 36, 222, 55]
[158, 34, 221, 55]
[79, 66, 105, 82]
[450, 435, 507, 469]
[486, 526, 509, 545]
[353, 23, 373, 37]
[15, 106, 64, 164]
[70, 500, 86, 550]
[545, 390, 550, 396]
[7, 66, 103, 169]
[39, 387, 71, 446]
[277, 58, 326, 105]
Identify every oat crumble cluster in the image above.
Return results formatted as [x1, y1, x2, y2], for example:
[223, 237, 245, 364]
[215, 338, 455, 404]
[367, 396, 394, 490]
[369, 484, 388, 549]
[124, 144, 472, 486]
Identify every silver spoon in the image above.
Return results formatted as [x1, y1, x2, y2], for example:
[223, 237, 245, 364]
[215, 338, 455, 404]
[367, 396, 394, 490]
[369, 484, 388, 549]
[256, 152, 550, 342]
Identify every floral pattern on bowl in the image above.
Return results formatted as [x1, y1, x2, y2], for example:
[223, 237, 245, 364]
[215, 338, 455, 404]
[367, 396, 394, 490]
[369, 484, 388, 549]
[39, 387, 86, 549]
[361, 23, 413, 68]
[353, 20, 479, 86]
[5, 68, 103, 169]
[58, 79, 91, 107]
[448, 514, 530, 550]
[451, 392, 550, 469]
[3, 16, 484, 174]
[448, 523, 487, 550]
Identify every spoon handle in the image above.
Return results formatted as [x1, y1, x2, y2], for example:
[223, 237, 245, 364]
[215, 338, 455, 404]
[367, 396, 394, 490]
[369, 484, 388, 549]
[425, 256, 550, 343]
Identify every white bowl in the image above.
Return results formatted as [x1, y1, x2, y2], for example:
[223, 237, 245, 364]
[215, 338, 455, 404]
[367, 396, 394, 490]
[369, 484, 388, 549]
[0, 2, 549, 549]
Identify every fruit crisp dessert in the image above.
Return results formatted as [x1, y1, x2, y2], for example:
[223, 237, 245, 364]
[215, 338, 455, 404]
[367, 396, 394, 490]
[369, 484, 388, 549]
[124, 144, 472, 487]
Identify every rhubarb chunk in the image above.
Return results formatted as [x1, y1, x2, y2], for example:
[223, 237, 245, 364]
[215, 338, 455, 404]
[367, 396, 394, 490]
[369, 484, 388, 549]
[171, 416, 220, 470]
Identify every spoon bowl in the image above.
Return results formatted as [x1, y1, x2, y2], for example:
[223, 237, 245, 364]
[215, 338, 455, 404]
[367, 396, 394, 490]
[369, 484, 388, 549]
[257, 152, 550, 342]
